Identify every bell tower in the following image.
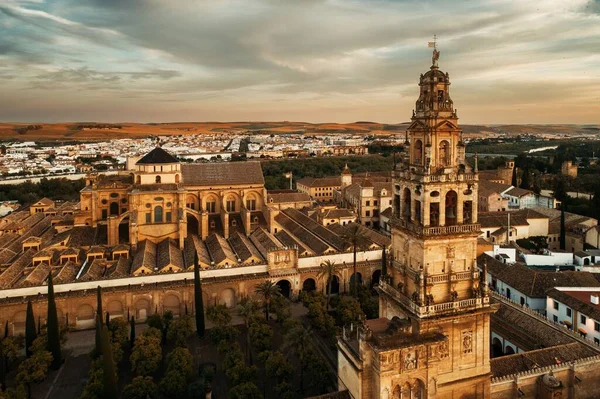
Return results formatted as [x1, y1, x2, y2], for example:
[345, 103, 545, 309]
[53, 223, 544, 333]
[379, 46, 493, 397]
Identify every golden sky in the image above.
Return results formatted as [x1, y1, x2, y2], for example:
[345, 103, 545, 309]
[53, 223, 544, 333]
[1, 0, 599, 124]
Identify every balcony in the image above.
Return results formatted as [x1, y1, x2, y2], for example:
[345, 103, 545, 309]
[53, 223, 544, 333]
[393, 261, 477, 284]
[390, 216, 480, 237]
[378, 280, 490, 318]
[393, 168, 478, 184]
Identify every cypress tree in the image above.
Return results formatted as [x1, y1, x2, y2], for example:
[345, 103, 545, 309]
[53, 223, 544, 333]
[381, 247, 387, 279]
[95, 314, 102, 357]
[560, 203, 566, 251]
[105, 312, 110, 327]
[3, 321, 7, 339]
[511, 166, 518, 186]
[47, 271, 62, 369]
[100, 325, 118, 399]
[37, 316, 41, 335]
[185, 303, 188, 315]
[25, 300, 36, 358]
[96, 286, 103, 325]
[194, 253, 205, 337]
[0, 340, 5, 391]
[129, 316, 135, 349]
[520, 167, 531, 190]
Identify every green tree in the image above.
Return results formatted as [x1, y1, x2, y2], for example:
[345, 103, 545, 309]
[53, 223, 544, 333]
[255, 280, 280, 320]
[520, 167, 531, 190]
[25, 301, 36, 358]
[304, 350, 333, 394]
[264, 350, 294, 395]
[206, 304, 231, 326]
[237, 297, 260, 363]
[100, 325, 118, 399]
[129, 316, 135, 349]
[511, 165, 518, 186]
[334, 295, 364, 326]
[121, 376, 157, 399]
[96, 286, 103, 325]
[160, 370, 187, 398]
[229, 382, 261, 399]
[0, 340, 6, 392]
[130, 329, 162, 376]
[15, 346, 52, 399]
[283, 325, 313, 394]
[341, 224, 370, 297]
[317, 260, 339, 310]
[194, 255, 206, 337]
[248, 320, 273, 355]
[553, 177, 569, 203]
[560, 203, 566, 251]
[46, 272, 62, 369]
[146, 312, 164, 332]
[166, 347, 194, 378]
[166, 315, 194, 347]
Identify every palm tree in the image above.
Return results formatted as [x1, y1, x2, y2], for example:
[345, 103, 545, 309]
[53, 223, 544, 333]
[317, 260, 339, 311]
[341, 223, 370, 297]
[283, 325, 313, 394]
[236, 297, 259, 364]
[255, 280, 280, 320]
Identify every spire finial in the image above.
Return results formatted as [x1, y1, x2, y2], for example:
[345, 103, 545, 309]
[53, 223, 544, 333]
[428, 34, 440, 68]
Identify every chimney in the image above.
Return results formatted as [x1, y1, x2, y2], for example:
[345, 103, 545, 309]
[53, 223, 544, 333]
[591, 295, 599, 305]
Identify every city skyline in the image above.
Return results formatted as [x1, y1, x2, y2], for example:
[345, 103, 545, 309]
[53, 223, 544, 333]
[1, 0, 599, 124]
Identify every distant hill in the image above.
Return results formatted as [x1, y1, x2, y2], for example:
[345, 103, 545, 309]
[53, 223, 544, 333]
[0, 121, 598, 142]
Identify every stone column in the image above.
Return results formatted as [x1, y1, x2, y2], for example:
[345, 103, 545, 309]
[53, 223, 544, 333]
[457, 189, 464, 224]
[439, 190, 446, 226]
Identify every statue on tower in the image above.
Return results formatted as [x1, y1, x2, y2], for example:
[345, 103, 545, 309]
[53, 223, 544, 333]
[432, 48, 440, 68]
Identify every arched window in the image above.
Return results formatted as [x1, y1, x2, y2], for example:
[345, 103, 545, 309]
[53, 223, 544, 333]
[154, 206, 163, 223]
[445, 190, 457, 225]
[136, 175, 141, 184]
[175, 174, 180, 183]
[245, 194, 256, 211]
[439, 140, 450, 167]
[226, 196, 236, 212]
[155, 175, 161, 184]
[206, 196, 217, 213]
[413, 139, 423, 165]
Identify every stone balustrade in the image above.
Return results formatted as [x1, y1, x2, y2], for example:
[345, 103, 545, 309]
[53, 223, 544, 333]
[379, 280, 490, 318]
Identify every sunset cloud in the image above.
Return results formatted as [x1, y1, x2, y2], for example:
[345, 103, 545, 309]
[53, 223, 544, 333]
[0, 0, 599, 124]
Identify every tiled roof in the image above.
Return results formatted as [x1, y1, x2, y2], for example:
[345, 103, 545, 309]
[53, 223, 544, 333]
[490, 342, 597, 378]
[228, 231, 264, 264]
[19, 262, 51, 287]
[275, 212, 330, 255]
[108, 257, 130, 278]
[157, 239, 184, 272]
[274, 229, 312, 256]
[282, 208, 346, 251]
[478, 180, 512, 197]
[181, 162, 264, 186]
[547, 288, 600, 322]
[136, 147, 179, 164]
[322, 208, 355, 219]
[505, 187, 534, 197]
[0, 250, 33, 289]
[296, 176, 341, 188]
[79, 259, 107, 281]
[267, 192, 311, 204]
[479, 211, 529, 228]
[54, 261, 80, 284]
[481, 254, 600, 298]
[249, 227, 283, 258]
[131, 240, 157, 274]
[205, 233, 237, 266]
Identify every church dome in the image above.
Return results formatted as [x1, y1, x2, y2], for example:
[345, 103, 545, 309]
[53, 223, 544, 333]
[136, 147, 179, 165]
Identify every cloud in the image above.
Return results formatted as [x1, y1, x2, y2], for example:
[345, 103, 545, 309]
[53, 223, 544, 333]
[0, 0, 599, 123]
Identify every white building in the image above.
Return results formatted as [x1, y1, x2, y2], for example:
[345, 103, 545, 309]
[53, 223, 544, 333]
[546, 287, 600, 344]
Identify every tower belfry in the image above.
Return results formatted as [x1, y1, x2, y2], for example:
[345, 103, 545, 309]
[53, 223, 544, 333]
[336, 47, 494, 399]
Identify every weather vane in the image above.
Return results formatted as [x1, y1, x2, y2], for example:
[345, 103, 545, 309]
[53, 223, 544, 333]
[428, 34, 440, 67]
